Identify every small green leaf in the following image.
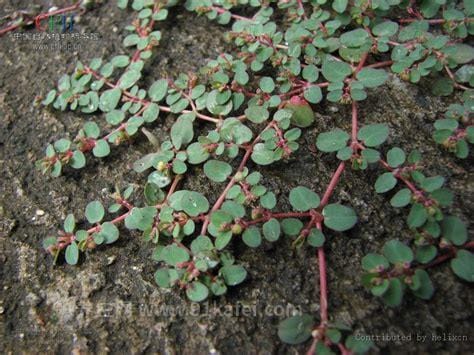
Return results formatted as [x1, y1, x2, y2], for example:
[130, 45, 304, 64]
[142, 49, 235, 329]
[282, 218, 303, 236]
[106, 110, 125, 125]
[70, 151, 86, 169]
[154, 268, 171, 288]
[303, 86, 323, 104]
[263, 218, 280, 242]
[203, 160, 232, 183]
[63, 214, 75, 233]
[163, 244, 190, 266]
[383, 240, 413, 264]
[386, 147, 406, 168]
[85, 201, 105, 224]
[340, 29, 369, 48]
[362, 253, 389, 272]
[259, 77, 275, 93]
[51, 161, 62, 177]
[242, 226, 262, 248]
[124, 206, 157, 231]
[451, 250, 474, 282]
[322, 59, 352, 82]
[65, 241, 79, 265]
[111, 55, 130, 67]
[411, 269, 434, 300]
[260, 192, 277, 210]
[407, 203, 428, 229]
[93, 139, 110, 158]
[169, 190, 209, 217]
[171, 114, 194, 149]
[434, 119, 458, 131]
[186, 281, 209, 302]
[445, 44, 474, 64]
[307, 228, 325, 247]
[322, 204, 357, 232]
[191, 235, 214, 254]
[286, 100, 315, 128]
[332, 0, 348, 13]
[118, 70, 141, 89]
[54, 139, 71, 153]
[148, 170, 171, 188]
[382, 278, 403, 307]
[316, 129, 350, 152]
[99, 222, 119, 244]
[83, 122, 100, 138]
[42, 89, 57, 105]
[278, 315, 314, 345]
[416, 245, 437, 264]
[361, 148, 380, 163]
[302, 65, 319, 82]
[99, 88, 122, 112]
[245, 105, 269, 124]
[251, 143, 275, 165]
[390, 188, 412, 207]
[289, 186, 320, 211]
[215, 233, 232, 250]
[420, 176, 444, 192]
[143, 103, 160, 123]
[325, 329, 341, 345]
[148, 79, 168, 101]
[372, 21, 399, 37]
[220, 265, 247, 286]
[432, 78, 453, 96]
[375, 172, 397, 193]
[357, 124, 389, 147]
[43, 236, 57, 250]
[187, 142, 210, 164]
[356, 68, 388, 88]
[371, 279, 390, 296]
[337, 146, 353, 161]
[441, 216, 467, 246]
[117, 0, 128, 9]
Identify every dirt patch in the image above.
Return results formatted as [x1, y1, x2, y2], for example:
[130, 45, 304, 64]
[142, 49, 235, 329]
[0, 1, 473, 354]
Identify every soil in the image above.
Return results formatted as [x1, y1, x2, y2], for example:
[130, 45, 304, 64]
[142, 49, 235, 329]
[0, 1, 473, 354]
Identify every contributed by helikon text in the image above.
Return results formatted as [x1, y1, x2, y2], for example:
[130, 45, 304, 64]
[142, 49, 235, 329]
[355, 332, 469, 343]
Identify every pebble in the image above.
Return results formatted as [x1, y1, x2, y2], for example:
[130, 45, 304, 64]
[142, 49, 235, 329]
[0, 306, 4, 314]
[106, 256, 116, 265]
[35, 209, 45, 216]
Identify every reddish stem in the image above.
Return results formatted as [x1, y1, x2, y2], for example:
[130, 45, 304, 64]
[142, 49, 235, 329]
[86, 210, 131, 235]
[398, 17, 473, 24]
[365, 60, 393, 69]
[244, 211, 315, 226]
[351, 101, 358, 144]
[166, 174, 182, 201]
[210, 6, 254, 22]
[320, 162, 346, 207]
[0, 22, 22, 36]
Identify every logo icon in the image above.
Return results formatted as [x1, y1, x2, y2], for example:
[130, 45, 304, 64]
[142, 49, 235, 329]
[35, 14, 75, 32]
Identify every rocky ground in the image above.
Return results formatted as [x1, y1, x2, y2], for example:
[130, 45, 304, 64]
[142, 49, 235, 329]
[0, 1, 472, 354]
